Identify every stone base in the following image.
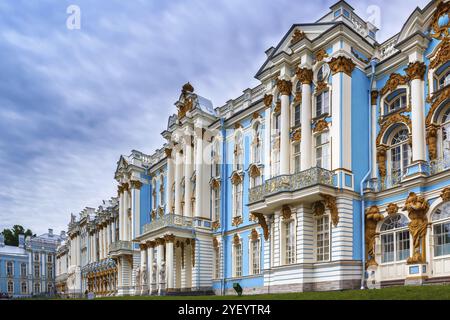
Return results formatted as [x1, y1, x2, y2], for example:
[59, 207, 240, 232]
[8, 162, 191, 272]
[366, 266, 381, 289]
[405, 264, 428, 286]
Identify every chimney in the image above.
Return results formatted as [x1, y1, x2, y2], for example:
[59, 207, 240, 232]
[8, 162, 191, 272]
[18, 234, 25, 248]
[48, 229, 54, 237]
[0, 233, 4, 247]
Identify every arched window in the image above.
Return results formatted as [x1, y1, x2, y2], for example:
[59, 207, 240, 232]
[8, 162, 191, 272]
[436, 65, 450, 90]
[234, 131, 243, 171]
[6, 261, 13, 277]
[315, 131, 330, 170]
[388, 128, 410, 183]
[432, 202, 450, 257]
[252, 123, 262, 164]
[383, 89, 407, 115]
[7, 281, 13, 294]
[380, 214, 410, 263]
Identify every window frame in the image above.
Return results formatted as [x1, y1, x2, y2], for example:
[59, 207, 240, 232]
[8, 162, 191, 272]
[315, 214, 331, 262]
[379, 214, 410, 264]
[314, 131, 330, 170]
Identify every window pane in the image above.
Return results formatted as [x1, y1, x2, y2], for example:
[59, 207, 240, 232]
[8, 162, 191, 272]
[381, 233, 394, 263]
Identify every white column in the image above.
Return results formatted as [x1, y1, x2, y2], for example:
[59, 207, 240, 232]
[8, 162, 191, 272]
[407, 60, 426, 163]
[174, 149, 182, 216]
[278, 79, 292, 175]
[156, 238, 165, 289]
[77, 235, 81, 266]
[111, 220, 116, 243]
[140, 243, 147, 294]
[264, 99, 272, 178]
[184, 137, 193, 217]
[123, 188, 129, 241]
[165, 236, 174, 290]
[166, 149, 174, 213]
[299, 68, 313, 170]
[118, 190, 124, 240]
[194, 131, 203, 218]
[131, 183, 141, 239]
[147, 242, 155, 290]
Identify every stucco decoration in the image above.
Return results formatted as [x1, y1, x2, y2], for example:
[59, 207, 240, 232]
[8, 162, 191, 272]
[328, 56, 355, 77]
[251, 212, 269, 241]
[380, 73, 408, 96]
[296, 67, 313, 85]
[365, 206, 384, 268]
[426, 124, 439, 160]
[441, 187, 450, 202]
[276, 79, 292, 96]
[405, 61, 426, 81]
[402, 192, 429, 264]
[281, 205, 292, 220]
[263, 94, 273, 108]
[386, 203, 399, 216]
[290, 29, 306, 45]
[430, 0, 450, 40]
[320, 194, 339, 227]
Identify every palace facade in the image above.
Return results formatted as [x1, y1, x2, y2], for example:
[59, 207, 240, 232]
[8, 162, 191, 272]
[0, 229, 64, 298]
[56, 0, 450, 297]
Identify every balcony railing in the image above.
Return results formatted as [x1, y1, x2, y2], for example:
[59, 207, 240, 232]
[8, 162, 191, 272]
[142, 214, 194, 234]
[248, 167, 335, 204]
[108, 240, 132, 253]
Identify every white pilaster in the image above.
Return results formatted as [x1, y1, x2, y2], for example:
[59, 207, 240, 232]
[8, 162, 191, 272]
[174, 148, 182, 216]
[194, 131, 203, 218]
[300, 76, 313, 170]
[166, 150, 174, 213]
[280, 92, 291, 175]
[184, 136, 193, 217]
[165, 237, 174, 290]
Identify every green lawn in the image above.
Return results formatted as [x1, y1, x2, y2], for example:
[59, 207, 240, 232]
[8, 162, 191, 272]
[95, 284, 450, 300]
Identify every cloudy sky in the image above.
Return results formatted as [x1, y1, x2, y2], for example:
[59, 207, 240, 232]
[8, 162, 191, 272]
[0, 0, 431, 235]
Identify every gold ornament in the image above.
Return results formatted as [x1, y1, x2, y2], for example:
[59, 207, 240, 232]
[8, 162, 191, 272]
[251, 212, 269, 241]
[290, 29, 306, 45]
[380, 73, 408, 96]
[386, 203, 399, 216]
[402, 192, 429, 264]
[263, 94, 273, 108]
[405, 61, 426, 81]
[371, 91, 379, 106]
[313, 119, 329, 133]
[441, 187, 450, 202]
[321, 194, 339, 227]
[232, 216, 243, 227]
[315, 49, 328, 62]
[296, 67, 313, 85]
[328, 56, 355, 77]
[276, 79, 292, 96]
[365, 206, 384, 268]
[281, 205, 292, 220]
[430, 0, 450, 39]
[426, 124, 439, 161]
[430, 38, 450, 69]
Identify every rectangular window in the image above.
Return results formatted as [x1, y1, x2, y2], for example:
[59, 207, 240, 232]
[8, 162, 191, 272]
[434, 222, 450, 257]
[234, 184, 242, 217]
[21, 263, 27, 277]
[294, 105, 301, 127]
[8, 281, 13, 294]
[234, 244, 242, 277]
[334, 9, 341, 18]
[275, 114, 281, 132]
[34, 253, 40, 261]
[213, 188, 220, 222]
[315, 132, 330, 170]
[34, 264, 40, 278]
[316, 216, 330, 262]
[285, 221, 295, 264]
[293, 143, 301, 173]
[315, 91, 329, 117]
[252, 239, 261, 274]
[381, 233, 395, 263]
[47, 254, 53, 263]
[396, 231, 410, 261]
[47, 265, 53, 278]
[7, 262, 13, 277]
[21, 282, 27, 294]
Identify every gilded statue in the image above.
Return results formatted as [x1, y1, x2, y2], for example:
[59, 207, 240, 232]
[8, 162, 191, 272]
[377, 147, 387, 178]
[365, 206, 384, 268]
[402, 192, 429, 264]
[426, 125, 438, 161]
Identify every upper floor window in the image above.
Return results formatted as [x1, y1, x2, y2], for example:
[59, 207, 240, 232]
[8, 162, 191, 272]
[432, 202, 450, 257]
[34, 264, 40, 278]
[293, 142, 301, 173]
[234, 131, 243, 171]
[8, 281, 13, 294]
[436, 64, 450, 90]
[160, 176, 165, 206]
[315, 131, 330, 170]
[152, 180, 157, 210]
[212, 185, 220, 222]
[389, 128, 410, 182]
[232, 177, 243, 218]
[21, 263, 27, 277]
[315, 91, 330, 117]
[34, 253, 40, 261]
[252, 123, 262, 164]
[380, 214, 410, 263]
[440, 108, 450, 161]
[274, 113, 281, 133]
[6, 261, 13, 277]
[384, 89, 407, 115]
[171, 183, 175, 213]
[47, 254, 53, 263]
[34, 282, 40, 294]
[212, 139, 221, 177]
[284, 219, 296, 265]
[294, 105, 301, 127]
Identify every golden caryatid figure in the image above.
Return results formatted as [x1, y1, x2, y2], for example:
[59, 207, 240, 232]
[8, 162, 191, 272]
[365, 206, 384, 268]
[402, 192, 430, 264]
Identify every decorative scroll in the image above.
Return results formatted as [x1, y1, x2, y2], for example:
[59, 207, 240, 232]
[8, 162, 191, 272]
[315, 49, 328, 63]
[233, 234, 240, 245]
[365, 206, 384, 268]
[251, 229, 259, 241]
[376, 113, 411, 146]
[290, 29, 306, 45]
[320, 194, 339, 227]
[249, 164, 261, 178]
[430, 0, 450, 40]
[430, 38, 450, 69]
[426, 124, 439, 161]
[426, 86, 450, 126]
[313, 119, 329, 133]
[380, 73, 408, 97]
[232, 216, 243, 227]
[402, 192, 429, 264]
[251, 212, 269, 241]
[263, 94, 273, 108]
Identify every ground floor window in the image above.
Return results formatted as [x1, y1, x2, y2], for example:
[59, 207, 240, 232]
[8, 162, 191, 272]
[21, 282, 27, 294]
[251, 238, 261, 275]
[8, 281, 14, 294]
[34, 283, 40, 294]
[432, 202, 450, 257]
[380, 214, 410, 263]
[316, 215, 330, 262]
[233, 237, 242, 277]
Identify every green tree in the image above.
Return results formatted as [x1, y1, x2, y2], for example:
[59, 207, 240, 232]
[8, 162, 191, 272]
[1, 225, 34, 246]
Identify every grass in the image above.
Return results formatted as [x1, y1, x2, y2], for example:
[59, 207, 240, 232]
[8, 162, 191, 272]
[94, 284, 450, 300]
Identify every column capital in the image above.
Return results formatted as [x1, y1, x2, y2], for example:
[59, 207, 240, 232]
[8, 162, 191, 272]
[276, 79, 292, 96]
[371, 91, 379, 105]
[130, 180, 143, 190]
[146, 240, 156, 248]
[139, 243, 147, 250]
[164, 234, 175, 243]
[296, 67, 313, 85]
[328, 56, 356, 76]
[405, 61, 426, 81]
[155, 238, 165, 246]
[164, 148, 173, 159]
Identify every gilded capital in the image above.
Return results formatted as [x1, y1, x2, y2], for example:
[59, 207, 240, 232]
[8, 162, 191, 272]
[155, 238, 165, 246]
[328, 56, 356, 76]
[263, 94, 273, 108]
[164, 234, 175, 243]
[371, 91, 379, 106]
[405, 61, 426, 81]
[130, 180, 143, 190]
[139, 243, 147, 250]
[276, 79, 292, 96]
[165, 148, 173, 159]
[296, 67, 313, 85]
[146, 240, 156, 248]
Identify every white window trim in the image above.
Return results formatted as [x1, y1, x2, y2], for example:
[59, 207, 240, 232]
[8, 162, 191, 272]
[280, 215, 297, 265]
[379, 86, 409, 117]
[314, 213, 331, 263]
[232, 238, 243, 278]
[248, 233, 261, 275]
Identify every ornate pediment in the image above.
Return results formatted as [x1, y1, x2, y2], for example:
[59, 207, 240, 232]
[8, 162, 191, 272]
[290, 29, 307, 46]
[380, 73, 408, 97]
